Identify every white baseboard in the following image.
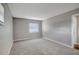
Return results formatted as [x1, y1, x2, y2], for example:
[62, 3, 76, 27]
[43, 37, 72, 48]
[13, 38, 31, 42]
[14, 38, 42, 42]
[9, 40, 13, 55]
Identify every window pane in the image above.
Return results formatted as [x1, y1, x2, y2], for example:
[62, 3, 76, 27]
[29, 23, 39, 33]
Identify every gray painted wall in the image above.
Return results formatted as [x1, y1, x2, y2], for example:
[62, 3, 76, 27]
[43, 8, 79, 46]
[13, 18, 42, 41]
[0, 4, 13, 54]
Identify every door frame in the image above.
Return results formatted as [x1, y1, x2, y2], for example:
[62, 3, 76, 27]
[71, 13, 79, 48]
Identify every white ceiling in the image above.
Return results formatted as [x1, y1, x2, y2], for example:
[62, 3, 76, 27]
[8, 3, 79, 20]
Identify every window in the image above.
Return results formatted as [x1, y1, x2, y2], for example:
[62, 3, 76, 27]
[0, 4, 4, 25]
[29, 23, 39, 33]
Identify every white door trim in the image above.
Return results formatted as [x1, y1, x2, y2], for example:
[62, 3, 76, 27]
[71, 13, 79, 48]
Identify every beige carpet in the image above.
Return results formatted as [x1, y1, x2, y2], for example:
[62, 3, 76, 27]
[10, 39, 79, 55]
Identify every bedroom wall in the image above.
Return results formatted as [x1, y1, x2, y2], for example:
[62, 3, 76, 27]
[0, 4, 13, 54]
[13, 18, 42, 41]
[43, 8, 79, 47]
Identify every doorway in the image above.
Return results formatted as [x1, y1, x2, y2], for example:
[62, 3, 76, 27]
[72, 14, 79, 49]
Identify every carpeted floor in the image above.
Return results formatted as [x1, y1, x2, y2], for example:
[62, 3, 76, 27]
[10, 39, 79, 55]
